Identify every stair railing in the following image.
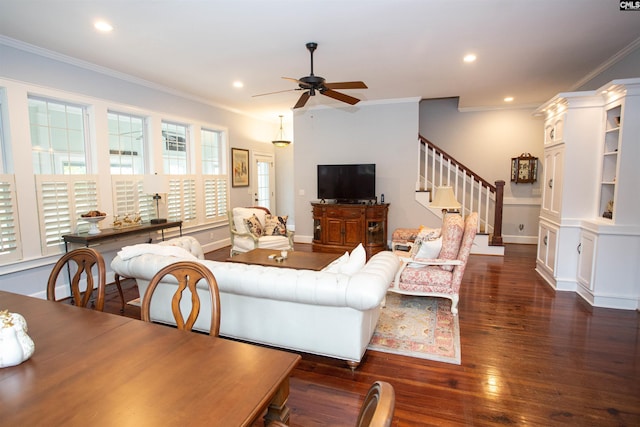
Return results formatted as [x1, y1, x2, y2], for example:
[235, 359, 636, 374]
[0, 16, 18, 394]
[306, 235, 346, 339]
[417, 135, 504, 246]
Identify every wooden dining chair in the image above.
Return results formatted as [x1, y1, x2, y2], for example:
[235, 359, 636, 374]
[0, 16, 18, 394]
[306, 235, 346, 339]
[47, 247, 106, 311]
[268, 380, 395, 427]
[141, 261, 221, 336]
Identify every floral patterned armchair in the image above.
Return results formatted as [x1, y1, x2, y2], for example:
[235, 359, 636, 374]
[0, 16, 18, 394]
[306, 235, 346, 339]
[389, 213, 478, 315]
[228, 207, 294, 256]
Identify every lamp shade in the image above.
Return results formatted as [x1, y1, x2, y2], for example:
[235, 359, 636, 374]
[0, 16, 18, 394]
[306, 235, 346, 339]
[143, 174, 168, 195]
[430, 186, 461, 210]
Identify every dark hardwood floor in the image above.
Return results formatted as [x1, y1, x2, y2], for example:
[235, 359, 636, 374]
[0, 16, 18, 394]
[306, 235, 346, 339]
[104, 244, 640, 426]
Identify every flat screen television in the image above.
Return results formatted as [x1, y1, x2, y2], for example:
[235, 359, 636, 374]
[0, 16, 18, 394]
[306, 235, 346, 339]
[317, 164, 376, 203]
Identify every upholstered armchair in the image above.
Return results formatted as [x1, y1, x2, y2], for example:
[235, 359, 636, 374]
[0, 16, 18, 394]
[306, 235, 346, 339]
[228, 207, 294, 256]
[389, 213, 478, 315]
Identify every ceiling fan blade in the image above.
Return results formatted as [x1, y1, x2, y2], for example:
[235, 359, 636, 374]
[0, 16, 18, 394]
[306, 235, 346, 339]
[293, 92, 311, 109]
[324, 81, 368, 90]
[282, 76, 304, 84]
[252, 88, 299, 97]
[322, 89, 361, 105]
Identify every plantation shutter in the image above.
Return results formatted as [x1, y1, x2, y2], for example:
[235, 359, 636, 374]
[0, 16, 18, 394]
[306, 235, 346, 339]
[204, 176, 228, 221]
[167, 176, 197, 224]
[36, 175, 98, 255]
[112, 176, 155, 222]
[0, 175, 22, 262]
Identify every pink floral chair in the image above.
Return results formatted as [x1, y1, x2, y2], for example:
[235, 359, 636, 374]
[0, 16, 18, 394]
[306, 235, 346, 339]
[389, 213, 478, 315]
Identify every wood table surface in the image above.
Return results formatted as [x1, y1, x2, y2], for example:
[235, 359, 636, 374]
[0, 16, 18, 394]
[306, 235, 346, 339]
[0, 290, 300, 426]
[226, 248, 341, 271]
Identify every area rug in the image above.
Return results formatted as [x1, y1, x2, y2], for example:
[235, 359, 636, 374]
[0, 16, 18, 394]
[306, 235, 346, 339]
[368, 293, 461, 365]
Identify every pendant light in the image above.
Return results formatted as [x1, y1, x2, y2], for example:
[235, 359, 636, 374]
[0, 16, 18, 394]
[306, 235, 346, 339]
[272, 115, 291, 147]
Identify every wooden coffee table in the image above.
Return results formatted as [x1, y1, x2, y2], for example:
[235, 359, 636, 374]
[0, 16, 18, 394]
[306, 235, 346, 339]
[226, 248, 341, 271]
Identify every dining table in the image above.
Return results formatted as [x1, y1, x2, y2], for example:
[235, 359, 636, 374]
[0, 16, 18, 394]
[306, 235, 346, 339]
[0, 290, 300, 426]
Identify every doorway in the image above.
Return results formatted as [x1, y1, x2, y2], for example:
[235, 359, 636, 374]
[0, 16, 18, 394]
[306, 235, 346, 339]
[252, 152, 275, 211]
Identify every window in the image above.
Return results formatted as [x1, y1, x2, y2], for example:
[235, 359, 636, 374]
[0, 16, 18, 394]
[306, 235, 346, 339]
[109, 111, 145, 175]
[162, 121, 188, 174]
[29, 97, 87, 174]
[201, 128, 228, 221]
[28, 96, 96, 254]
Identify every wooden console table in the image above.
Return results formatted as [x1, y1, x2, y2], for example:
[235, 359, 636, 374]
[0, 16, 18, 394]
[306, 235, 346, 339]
[62, 221, 182, 312]
[311, 203, 389, 259]
[62, 220, 183, 250]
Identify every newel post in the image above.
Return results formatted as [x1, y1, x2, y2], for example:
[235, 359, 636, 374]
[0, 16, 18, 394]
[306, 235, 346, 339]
[492, 180, 505, 246]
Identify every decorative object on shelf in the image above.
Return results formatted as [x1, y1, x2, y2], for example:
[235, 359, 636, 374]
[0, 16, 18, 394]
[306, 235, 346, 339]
[511, 153, 538, 184]
[603, 200, 614, 219]
[0, 309, 35, 368]
[430, 186, 461, 215]
[231, 148, 250, 187]
[272, 115, 291, 147]
[113, 212, 142, 229]
[144, 173, 169, 224]
[80, 216, 107, 235]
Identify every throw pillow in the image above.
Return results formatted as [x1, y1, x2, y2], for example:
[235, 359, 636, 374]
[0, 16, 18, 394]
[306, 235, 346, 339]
[264, 214, 288, 236]
[323, 251, 349, 273]
[243, 214, 264, 238]
[408, 237, 443, 268]
[409, 226, 441, 258]
[340, 243, 366, 275]
[438, 214, 464, 271]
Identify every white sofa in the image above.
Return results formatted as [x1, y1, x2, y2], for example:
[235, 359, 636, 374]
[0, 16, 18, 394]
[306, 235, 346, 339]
[111, 236, 400, 369]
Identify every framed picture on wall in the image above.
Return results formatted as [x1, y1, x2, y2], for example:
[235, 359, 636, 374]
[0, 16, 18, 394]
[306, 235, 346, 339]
[231, 148, 250, 187]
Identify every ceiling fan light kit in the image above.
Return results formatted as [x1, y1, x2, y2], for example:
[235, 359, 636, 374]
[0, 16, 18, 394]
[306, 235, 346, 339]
[256, 42, 368, 109]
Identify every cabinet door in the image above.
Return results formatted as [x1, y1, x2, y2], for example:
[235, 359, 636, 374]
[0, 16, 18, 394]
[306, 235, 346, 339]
[541, 146, 564, 218]
[343, 218, 363, 246]
[326, 218, 345, 245]
[577, 231, 596, 291]
[537, 222, 558, 274]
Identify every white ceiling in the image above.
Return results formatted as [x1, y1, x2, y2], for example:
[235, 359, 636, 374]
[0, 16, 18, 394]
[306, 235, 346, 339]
[1, 0, 640, 121]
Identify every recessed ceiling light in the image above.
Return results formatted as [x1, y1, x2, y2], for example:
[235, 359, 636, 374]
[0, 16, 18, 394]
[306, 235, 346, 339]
[504, 96, 514, 102]
[233, 81, 244, 88]
[94, 21, 113, 32]
[463, 54, 477, 63]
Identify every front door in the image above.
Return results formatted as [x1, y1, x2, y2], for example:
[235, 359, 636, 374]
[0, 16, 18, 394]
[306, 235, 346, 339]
[252, 153, 275, 211]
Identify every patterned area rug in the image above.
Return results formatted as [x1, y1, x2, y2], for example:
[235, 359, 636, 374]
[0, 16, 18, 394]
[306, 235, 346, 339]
[368, 293, 461, 365]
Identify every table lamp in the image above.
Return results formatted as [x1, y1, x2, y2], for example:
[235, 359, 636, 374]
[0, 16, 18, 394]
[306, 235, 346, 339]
[430, 186, 461, 215]
[144, 173, 168, 224]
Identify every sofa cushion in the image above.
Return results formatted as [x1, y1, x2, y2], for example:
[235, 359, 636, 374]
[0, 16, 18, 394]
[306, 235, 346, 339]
[438, 214, 465, 271]
[323, 251, 349, 273]
[264, 214, 288, 236]
[243, 214, 264, 238]
[340, 243, 366, 275]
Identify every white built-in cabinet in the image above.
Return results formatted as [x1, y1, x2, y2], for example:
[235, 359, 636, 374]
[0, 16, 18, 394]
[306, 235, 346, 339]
[534, 78, 640, 310]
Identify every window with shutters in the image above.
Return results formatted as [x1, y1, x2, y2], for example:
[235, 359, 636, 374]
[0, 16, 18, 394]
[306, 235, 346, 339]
[35, 176, 99, 255]
[0, 96, 22, 262]
[29, 97, 96, 254]
[201, 128, 227, 222]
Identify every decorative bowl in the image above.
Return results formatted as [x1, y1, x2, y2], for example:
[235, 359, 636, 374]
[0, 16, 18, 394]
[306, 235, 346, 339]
[81, 216, 107, 235]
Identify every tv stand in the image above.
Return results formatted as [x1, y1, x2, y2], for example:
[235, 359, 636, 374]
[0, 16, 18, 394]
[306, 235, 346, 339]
[311, 202, 389, 259]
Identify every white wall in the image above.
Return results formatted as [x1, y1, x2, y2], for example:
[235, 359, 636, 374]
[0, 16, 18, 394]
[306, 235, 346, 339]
[420, 98, 544, 243]
[292, 99, 421, 242]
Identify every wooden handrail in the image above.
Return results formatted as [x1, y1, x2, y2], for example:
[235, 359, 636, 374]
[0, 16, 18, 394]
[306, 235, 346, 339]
[418, 134, 504, 246]
[419, 135, 496, 192]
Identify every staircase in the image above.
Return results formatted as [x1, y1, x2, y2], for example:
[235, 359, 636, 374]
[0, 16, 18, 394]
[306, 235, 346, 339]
[416, 135, 504, 256]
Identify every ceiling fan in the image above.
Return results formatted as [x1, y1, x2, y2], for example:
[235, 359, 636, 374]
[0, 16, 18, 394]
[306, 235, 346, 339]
[254, 42, 367, 109]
